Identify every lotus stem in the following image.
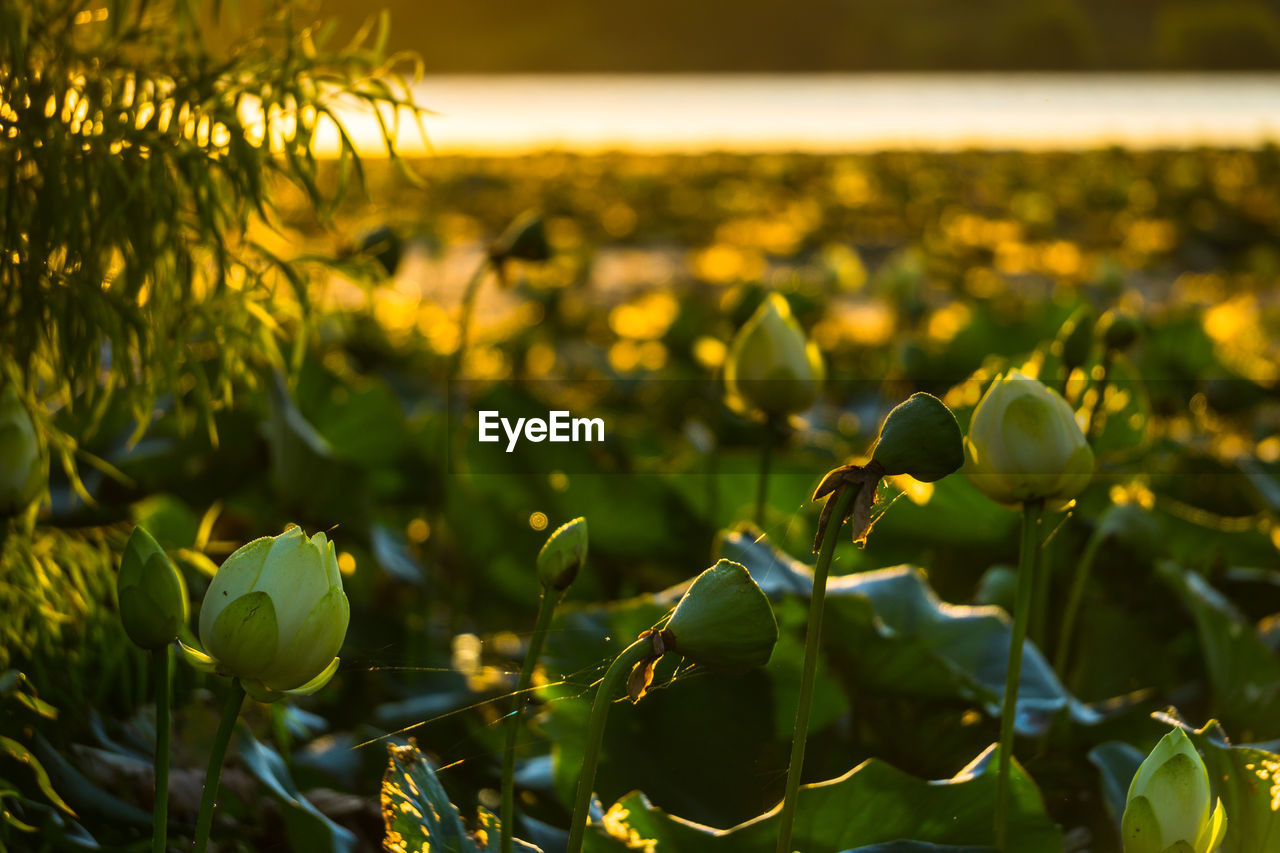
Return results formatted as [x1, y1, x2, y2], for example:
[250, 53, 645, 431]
[193, 679, 246, 853]
[775, 483, 858, 853]
[565, 636, 658, 853]
[1085, 351, 1113, 441]
[994, 499, 1043, 850]
[755, 415, 777, 527]
[151, 646, 172, 853]
[1053, 523, 1106, 684]
[500, 589, 563, 853]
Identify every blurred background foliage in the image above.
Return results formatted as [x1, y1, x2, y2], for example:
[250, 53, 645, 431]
[2, 0, 1280, 850]
[312, 0, 1280, 72]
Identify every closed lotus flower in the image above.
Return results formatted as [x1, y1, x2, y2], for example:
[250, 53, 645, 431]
[964, 370, 1094, 506]
[184, 527, 349, 702]
[1122, 728, 1227, 853]
[725, 293, 824, 418]
[0, 385, 45, 517]
[118, 526, 189, 650]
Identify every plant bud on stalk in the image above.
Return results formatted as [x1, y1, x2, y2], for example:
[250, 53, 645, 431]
[117, 526, 189, 650]
[1055, 305, 1096, 374]
[662, 559, 778, 668]
[182, 527, 349, 702]
[964, 370, 1094, 507]
[537, 517, 587, 591]
[812, 392, 964, 552]
[489, 210, 551, 287]
[1098, 309, 1141, 352]
[1122, 728, 1227, 853]
[0, 385, 45, 517]
[870, 392, 965, 483]
[724, 293, 825, 418]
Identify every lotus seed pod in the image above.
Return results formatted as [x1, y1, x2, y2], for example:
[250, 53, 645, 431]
[1056, 305, 1096, 372]
[537, 517, 588, 591]
[0, 385, 45, 517]
[117, 526, 189, 650]
[490, 210, 550, 264]
[724, 293, 825, 418]
[964, 371, 1095, 506]
[664, 559, 778, 668]
[1098, 309, 1141, 352]
[1121, 728, 1227, 853]
[870, 392, 964, 482]
[197, 527, 349, 699]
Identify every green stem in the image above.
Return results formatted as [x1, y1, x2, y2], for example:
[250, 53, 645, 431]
[775, 483, 858, 853]
[193, 680, 246, 853]
[446, 257, 492, 484]
[1085, 351, 1113, 442]
[755, 416, 776, 528]
[994, 500, 1043, 851]
[565, 637, 658, 853]
[1052, 526, 1106, 683]
[448, 257, 493, 390]
[500, 589, 563, 853]
[151, 647, 172, 853]
[1030, 539, 1050, 649]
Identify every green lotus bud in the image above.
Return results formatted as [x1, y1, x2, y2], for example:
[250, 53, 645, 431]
[724, 293, 825, 418]
[196, 527, 349, 699]
[537, 517, 587, 591]
[663, 559, 777, 668]
[0, 385, 45, 516]
[1098, 309, 1140, 352]
[356, 225, 402, 276]
[117, 526, 189, 650]
[490, 210, 550, 264]
[870, 392, 964, 482]
[974, 565, 1018, 612]
[964, 371, 1094, 506]
[1121, 728, 1227, 853]
[1056, 305, 1096, 372]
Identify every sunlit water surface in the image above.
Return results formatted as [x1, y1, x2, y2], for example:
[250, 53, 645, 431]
[317, 73, 1280, 155]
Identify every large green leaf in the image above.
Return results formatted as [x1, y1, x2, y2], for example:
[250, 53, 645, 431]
[381, 740, 540, 853]
[237, 730, 357, 853]
[582, 746, 1058, 851]
[1158, 561, 1280, 740]
[541, 589, 847, 827]
[718, 530, 1108, 736]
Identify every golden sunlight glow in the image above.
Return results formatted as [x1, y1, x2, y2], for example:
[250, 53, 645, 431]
[299, 75, 1280, 157]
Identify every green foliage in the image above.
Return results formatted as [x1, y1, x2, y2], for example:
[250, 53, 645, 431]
[1092, 716, 1280, 853]
[382, 741, 538, 853]
[0, 0, 421, 469]
[582, 750, 1058, 851]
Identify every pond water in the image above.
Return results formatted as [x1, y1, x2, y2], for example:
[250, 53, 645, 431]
[319, 73, 1280, 155]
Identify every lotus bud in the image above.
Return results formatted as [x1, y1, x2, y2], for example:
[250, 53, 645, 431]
[724, 293, 825, 418]
[490, 210, 550, 265]
[537, 517, 587, 591]
[1055, 305, 1096, 372]
[1098, 309, 1140, 352]
[0, 385, 45, 517]
[870, 392, 964, 482]
[190, 527, 349, 702]
[117, 526, 189, 650]
[662, 559, 778, 668]
[1122, 728, 1227, 853]
[355, 225, 402, 277]
[974, 565, 1018, 613]
[964, 371, 1094, 506]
